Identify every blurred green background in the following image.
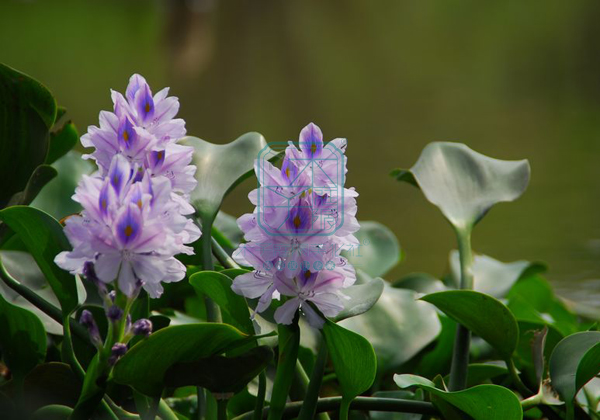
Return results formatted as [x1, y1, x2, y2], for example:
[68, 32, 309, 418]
[2, 0, 600, 305]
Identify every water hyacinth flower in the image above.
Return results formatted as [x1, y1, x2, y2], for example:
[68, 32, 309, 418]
[232, 123, 359, 328]
[56, 75, 200, 299]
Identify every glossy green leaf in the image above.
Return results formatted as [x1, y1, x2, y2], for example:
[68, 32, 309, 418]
[165, 345, 273, 394]
[24, 362, 81, 411]
[396, 142, 530, 230]
[549, 331, 600, 404]
[112, 323, 247, 396]
[449, 251, 545, 298]
[332, 277, 384, 322]
[6, 165, 57, 207]
[394, 374, 523, 420]
[0, 206, 78, 315]
[421, 290, 519, 359]
[341, 283, 441, 372]
[0, 250, 63, 335]
[344, 221, 401, 278]
[0, 63, 56, 208]
[46, 119, 78, 165]
[182, 133, 272, 220]
[323, 320, 377, 409]
[0, 292, 47, 381]
[31, 151, 94, 220]
[189, 270, 254, 334]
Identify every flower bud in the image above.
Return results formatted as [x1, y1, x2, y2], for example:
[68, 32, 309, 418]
[106, 305, 123, 322]
[109, 342, 128, 365]
[80, 310, 102, 348]
[132, 318, 153, 337]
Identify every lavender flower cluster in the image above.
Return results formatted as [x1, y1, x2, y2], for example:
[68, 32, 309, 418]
[55, 75, 200, 298]
[232, 123, 359, 328]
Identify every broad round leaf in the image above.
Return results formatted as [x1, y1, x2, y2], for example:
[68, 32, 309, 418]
[333, 277, 384, 322]
[449, 251, 545, 298]
[24, 362, 81, 411]
[394, 374, 523, 420]
[165, 345, 273, 394]
[0, 63, 56, 208]
[6, 165, 57, 207]
[323, 320, 377, 405]
[549, 331, 600, 404]
[189, 270, 254, 334]
[421, 290, 519, 359]
[0, 293, 47, 381]
[182, 133, 271, 220]
[0, 206, 78, 315]
[31, 151, 94, 220]
[401, 142, 530, 230]
[112, 323, 247, 396]
[341, 284, 441, 372]
[344, 221, 401, 278]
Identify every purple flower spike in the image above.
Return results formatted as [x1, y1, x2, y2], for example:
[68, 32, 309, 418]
[80, 310, 103, 348]
[299, 122, 323, 159]
[230, 122, 359, 329]
[55, 74, 200, 299]
[132, 318, 153, 337]
[109, 342, 128, 365]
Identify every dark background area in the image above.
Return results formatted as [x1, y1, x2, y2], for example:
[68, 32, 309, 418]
[2, 0, 600, 304]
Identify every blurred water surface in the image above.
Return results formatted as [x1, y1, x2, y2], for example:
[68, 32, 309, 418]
[2, 0, 600, 304]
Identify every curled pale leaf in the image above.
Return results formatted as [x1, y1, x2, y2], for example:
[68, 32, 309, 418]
[399, 142, 530, 231]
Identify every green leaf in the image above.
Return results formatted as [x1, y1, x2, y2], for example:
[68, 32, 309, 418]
[343, 221, 401, 278]
[0, 63, 57, 208]
[182, 133, 272, 220]
[394, 374, 523, 420]
[112, 323, 247, 396]
[0, 292, 47, 382]
[393, 272, 445, 295]
[396, 142, 530, 230]
[6, 165, 57, 207]
[449, 251, 545, 298]
[332, 277, 384, 322]
[0, 206, 78, 315]
[323, 320, 377, 410]
[24, 362, 81, 411]
[421, 290, 519, 359]
[31, 151, 94, 220]
[165, 345, 273, 394]
[549, 331, 600, 404]
[340, 283, 441, 372]
[189, 270, 254, 334]
[46, 120, 78, 165]
[443, 363, 508, 388]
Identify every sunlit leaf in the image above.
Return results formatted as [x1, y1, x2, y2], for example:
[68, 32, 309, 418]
[394, 142, 530, 231]
[344, 221, 401, 278]
[421, 290, 519, 359]
[341, 282, 441, 372]
[182, 133, 272, 221]
[31, 151, 94, 220]
[333, 277, 384, 322]
[189, 270, 254, 334]
[394, 374, 523, 420]
[323, 320, 377, 414]
[112, 323, 247, 396]
[449, 251, 545, 298]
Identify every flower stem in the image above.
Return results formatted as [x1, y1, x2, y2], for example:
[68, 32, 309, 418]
[298, 338, 328, 420]
[448, 227, 474, 391]
[199, 214, 221, 323]
[252, 372, 267, 420]
[212, 236, 240, 269]
[217, 399, 228, 420]
[231, 396, 438, 420]
[507, 358, 533, 397]
[267, 318, 300, 420]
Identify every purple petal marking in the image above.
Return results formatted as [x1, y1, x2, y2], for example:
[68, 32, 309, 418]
[299, 123, 323, 159]
[115, 204, 142, 246]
